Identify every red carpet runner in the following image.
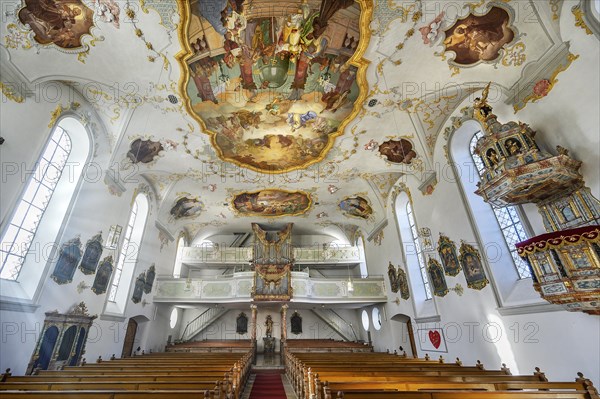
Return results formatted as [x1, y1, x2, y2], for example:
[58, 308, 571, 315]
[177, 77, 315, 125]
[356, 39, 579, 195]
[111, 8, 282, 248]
[248, 371, 287, 399]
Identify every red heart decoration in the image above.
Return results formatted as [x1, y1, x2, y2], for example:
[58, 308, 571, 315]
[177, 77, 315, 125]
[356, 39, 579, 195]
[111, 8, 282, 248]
[428, 330, 441, 349]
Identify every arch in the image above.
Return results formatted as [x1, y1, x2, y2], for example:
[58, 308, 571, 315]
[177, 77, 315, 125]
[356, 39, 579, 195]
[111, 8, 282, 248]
[69, 327, 87, 366]
[446, 115, 542, 306]
[36, 326, 59, 371]
[121, 318, 138, 358]
[0, 116, 91, 302]
[57, 325, 77, 361]
[390, 313, 417, 357]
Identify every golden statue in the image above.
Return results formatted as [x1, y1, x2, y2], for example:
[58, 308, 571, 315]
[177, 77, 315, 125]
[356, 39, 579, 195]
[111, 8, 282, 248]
[473, 82, 493, 123]
[265, 315, 273, 337]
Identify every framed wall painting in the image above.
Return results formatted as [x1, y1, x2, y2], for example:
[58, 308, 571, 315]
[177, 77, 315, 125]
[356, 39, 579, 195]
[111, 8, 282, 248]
[236, 312, 248, 334]
[131, 272, 146, 304]
[79, 232, 103, 275]
[427, 258, 449, 297]
[144, 264, 156, 294]
[91, 256, 113, 295]
[438, 234, 461, 276]
[51, 236, 82, 284]
[459, 241, 489, 290]
[291, 311, 303, 335]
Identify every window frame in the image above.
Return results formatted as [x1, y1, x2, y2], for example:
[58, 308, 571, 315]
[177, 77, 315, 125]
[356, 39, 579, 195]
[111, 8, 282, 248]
[469, 131, 532, 279]
[103, 193, 149, 317]
[1, 126, 72, 281]
[0, 116, 92, 309]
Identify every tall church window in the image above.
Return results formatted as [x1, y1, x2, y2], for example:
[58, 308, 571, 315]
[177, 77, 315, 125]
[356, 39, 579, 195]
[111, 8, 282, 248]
[395, 191, 432, 300]
[0, 127, 72, 280]
[107, 194, 148, 308]
[173, 235, 186, 278]
[469, 132, 531, 279]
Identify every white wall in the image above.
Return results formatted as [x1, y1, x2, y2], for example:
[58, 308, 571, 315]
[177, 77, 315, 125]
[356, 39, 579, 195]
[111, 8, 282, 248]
[0, 84, 181, 374]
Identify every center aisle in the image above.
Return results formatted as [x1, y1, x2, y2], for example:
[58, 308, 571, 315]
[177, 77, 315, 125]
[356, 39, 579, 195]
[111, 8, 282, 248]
[248, 370, 287, 399]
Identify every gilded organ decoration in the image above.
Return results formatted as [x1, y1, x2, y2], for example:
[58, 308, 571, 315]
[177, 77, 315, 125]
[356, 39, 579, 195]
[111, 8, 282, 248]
[442, 6, 515, 66]
[252, 223, 293, 301]
[177, 0, 371, 173]
[18, 0, 95, 49]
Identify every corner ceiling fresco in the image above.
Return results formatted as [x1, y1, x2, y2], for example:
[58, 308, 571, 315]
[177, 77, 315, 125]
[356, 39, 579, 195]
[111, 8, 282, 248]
[177, 0, 371, 173]
[18, 0, 94, 49]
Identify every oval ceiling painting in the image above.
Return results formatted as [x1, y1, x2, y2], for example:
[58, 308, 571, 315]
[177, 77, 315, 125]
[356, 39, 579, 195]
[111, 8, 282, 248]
[179, 0, 371, 173]
[18, 0, 95, 49]
[232, 190, 311, 217]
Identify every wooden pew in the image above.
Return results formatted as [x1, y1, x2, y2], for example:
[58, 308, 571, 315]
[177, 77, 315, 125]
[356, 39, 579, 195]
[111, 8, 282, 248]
[282, 342, 599, 399]
[2, 343, 254, 399]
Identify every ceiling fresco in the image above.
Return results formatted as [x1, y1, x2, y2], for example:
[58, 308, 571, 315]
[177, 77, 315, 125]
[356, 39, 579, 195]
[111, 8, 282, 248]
[232, 190, 312, 217]
[177, 0, 371, 173]
[18, 0, 95, 48]
[0, 0, 589, 240]
[442, 6, 515, 66]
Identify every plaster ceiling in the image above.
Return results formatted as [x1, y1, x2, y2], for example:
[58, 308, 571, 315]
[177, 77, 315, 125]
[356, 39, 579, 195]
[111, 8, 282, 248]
[0, 0, 581, 242]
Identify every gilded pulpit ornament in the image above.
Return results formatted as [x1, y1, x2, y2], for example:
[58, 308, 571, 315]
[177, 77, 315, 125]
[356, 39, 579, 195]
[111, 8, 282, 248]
[471, 84, 600, 314]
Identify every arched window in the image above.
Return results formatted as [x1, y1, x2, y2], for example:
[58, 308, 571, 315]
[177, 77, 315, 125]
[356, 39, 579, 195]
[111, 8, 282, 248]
[395, 191, 432, 300]
[469, 132, 531, 279]
[106, 194, 148, 313]
[173, 235, 186, 278]
[1, 117, 90, 302]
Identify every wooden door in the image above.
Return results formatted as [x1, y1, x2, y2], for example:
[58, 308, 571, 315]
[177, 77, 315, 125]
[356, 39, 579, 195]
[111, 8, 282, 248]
[121, 318, 137, 358]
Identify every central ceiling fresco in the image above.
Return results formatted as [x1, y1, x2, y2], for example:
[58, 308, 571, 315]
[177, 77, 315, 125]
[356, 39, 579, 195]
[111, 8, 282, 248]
[177, 0, 371, 172]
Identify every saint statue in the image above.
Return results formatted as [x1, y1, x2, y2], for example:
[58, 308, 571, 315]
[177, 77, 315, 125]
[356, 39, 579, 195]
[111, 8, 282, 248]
[265, 315, 273, 337]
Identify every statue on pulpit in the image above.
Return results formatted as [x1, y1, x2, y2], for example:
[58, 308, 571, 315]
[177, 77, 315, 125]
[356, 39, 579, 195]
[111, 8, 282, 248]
[265, 315, 273, 337]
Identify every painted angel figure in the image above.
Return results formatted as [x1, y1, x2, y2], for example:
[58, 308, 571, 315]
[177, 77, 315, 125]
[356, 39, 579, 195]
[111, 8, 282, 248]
[95, 0, 120, 28]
